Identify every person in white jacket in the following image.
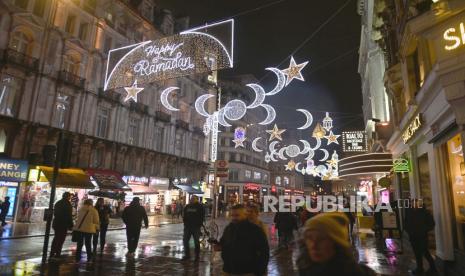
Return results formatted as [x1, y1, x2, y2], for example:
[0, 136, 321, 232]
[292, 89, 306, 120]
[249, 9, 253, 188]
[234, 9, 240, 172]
[74, 199, 100, 262]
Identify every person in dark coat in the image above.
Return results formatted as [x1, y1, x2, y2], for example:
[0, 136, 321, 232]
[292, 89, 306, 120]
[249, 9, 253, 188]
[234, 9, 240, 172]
[122, 197, 148, 256]
[182, 195, 204, 261]
[93, 198, 112, 255]
[404, 200, 437, 274]
[50, 192, 74, 259]
[297, 212, 376, 276]
[274, 211, 297, 248]
[0, 196, 11, 226]
[213, 204, 269, 276]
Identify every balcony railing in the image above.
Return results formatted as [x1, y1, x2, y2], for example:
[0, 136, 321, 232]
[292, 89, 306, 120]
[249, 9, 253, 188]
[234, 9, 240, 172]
[98, 88, 121, 103]
[58, 70, 85, 89]
[156, 110, 171, 122]
[176, 119, 190, 130]
[1, 49, 39, 72]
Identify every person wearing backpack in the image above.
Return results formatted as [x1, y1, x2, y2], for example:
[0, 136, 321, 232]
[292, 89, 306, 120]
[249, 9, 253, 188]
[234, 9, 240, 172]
[404, 199, 437, 275]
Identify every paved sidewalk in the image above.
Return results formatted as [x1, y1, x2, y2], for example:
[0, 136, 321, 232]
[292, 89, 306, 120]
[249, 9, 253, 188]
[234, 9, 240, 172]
[0, 214, 421, 275]
[0, 215, 182, 239]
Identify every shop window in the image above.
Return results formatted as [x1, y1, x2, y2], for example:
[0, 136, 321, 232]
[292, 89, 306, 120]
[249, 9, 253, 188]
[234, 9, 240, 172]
[33, 0, 46, 17]
[0, 129, 6, 153]
[96, 107, 109, 138]
[51, 93, 71, 129]
[9, 31, 31, 55]
[128, 118, 140, 145]
[446, 134, 465, 251]
[0, 75, 22, 117]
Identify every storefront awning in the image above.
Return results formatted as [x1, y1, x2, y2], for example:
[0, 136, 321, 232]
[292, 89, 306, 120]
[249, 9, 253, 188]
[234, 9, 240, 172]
[175, 184, 204, 195]
[129, 185, 158, 195]
[39, 167, 95, 189]
[86, 169, 131, 191]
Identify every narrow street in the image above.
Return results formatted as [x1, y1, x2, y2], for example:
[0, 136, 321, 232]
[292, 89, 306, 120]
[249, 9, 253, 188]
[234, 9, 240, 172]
[0, 214, 416, 275]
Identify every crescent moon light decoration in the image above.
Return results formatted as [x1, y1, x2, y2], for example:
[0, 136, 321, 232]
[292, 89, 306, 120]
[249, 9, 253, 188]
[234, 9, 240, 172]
[278, 147, 287, 160]
[295, 162, 303, 174]
[195, 94, 215, 117]
[319, 149, 329, 162]
[264, 67, 286, 96]
[217, 108, 232, 127]
[246, 84, 266, 109]
[251, 137, 263, 152]
[299, 140, 311, 155]
[258, 104, 277, 125]
[305, 149, 315, 160]
[160, 87, 180, 111]
[296, 109, 313, 130]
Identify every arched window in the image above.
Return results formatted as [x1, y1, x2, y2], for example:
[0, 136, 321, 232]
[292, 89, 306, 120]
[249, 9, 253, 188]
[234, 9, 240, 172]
[284, 176, 289, 186]
[0, 75, 23, 117]
[63, 53, 81, 75]
[9, 31, 32, 54]
[0, 129, 7, 153]
[275, 176, 281, 185]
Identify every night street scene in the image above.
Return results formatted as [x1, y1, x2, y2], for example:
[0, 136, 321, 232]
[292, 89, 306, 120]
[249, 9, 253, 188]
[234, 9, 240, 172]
[1, 0, 465, 275]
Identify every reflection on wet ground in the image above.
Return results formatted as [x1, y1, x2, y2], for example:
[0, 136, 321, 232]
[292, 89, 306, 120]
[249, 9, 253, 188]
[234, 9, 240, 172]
[0, 214, 419, 275]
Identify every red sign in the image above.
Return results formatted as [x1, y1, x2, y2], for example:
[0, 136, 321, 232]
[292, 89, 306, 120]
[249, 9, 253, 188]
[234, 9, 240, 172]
[244, 183, 260, 191]
[215, 160, 229, 178]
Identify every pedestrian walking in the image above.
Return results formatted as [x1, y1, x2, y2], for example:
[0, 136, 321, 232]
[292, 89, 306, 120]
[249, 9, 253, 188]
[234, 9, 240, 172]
[93, 198, 112, 255]
[213, 204, 269, 276]
[297, 212, 376, 276]
[122, 197, 149, 257]
[182, 195, 204, 261]
[50, 192, 74, 259]
[404, 200, 437, 275]
[171, 201, 177, 219]
[176, 201, 182, 219]
[274, 211, 297, 249]
[247, 203, 268, 238]
[73, 199, 100, 263]
[0, 196, 11, 226]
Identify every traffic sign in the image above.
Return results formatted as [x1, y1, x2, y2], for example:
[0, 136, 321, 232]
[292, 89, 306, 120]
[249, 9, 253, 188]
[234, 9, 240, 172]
[215, 160, 229, 178]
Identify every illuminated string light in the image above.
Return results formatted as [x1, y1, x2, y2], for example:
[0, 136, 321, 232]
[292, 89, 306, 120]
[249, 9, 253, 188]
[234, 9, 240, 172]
[251, 137, 263, 152]
[282, 56, 309, 86]
[195, 94, 215, 117]
[296, 109, 313, 130]
[319, 149, 329, 162]
[324, 131, 340, 145]
[264, 67, 286, 96]
[258, 104, 276, 125]
[160, 87, 180, 111]
[266, 124, 286, 141]
[246, 84, 266, 109]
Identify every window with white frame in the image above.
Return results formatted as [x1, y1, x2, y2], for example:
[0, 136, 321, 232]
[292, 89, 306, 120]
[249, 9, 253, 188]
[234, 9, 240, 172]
[284, 176, 289, 185]
[128, 118, 140, 145]
[275, 176, 281, 185]
[245, 170, 251, 179]
[254, 172, 261, 180]
[51, 93, 71, 129]
[96, 107, 109, 138]
[0, 75, 22, 117]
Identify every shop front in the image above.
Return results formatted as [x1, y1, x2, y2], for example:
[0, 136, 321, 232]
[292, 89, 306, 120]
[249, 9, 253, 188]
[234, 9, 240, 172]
[149, 177, 170, 214]
[225, 185, 240, 205]
[123, 175, 158, 213]
[243, 183, 260, 204]
[0, 158, 28, 222]
[18, 167, 95, 223]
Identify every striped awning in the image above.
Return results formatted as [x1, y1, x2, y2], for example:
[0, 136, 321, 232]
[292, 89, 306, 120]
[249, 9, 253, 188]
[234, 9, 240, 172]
[339, 153, 392, 178]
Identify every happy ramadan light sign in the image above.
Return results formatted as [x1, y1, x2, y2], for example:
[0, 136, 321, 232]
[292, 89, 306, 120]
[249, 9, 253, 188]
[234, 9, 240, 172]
[104, 20, 234, 91]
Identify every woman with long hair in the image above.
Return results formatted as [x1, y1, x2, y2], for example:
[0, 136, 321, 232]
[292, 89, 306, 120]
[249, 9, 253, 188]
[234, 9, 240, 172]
[296, 212, 375, 276]
[93, 198, 112, 255]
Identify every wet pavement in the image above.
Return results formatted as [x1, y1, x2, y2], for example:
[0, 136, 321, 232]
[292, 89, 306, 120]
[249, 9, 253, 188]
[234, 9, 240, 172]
[0, 214, 421, 275]
[1, 215, 182, 239]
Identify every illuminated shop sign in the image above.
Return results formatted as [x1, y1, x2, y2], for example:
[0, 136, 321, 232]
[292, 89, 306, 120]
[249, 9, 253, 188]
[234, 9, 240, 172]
[402, 114, 422, 143]
[342, 131, 367, 152]
[0, 159, 28, 182]
[393, 158, 411, 173]
[443, 22, 465, 51]
[104, 20, 234, 90]
[124, 175, 149, 185]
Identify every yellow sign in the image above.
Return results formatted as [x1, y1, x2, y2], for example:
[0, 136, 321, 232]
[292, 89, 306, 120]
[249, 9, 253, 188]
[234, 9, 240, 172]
[443, 22, 465, 51]
[402, 114, 422, 143]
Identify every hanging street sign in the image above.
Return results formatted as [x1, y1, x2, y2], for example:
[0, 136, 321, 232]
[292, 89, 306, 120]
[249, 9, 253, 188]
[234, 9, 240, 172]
[104, 19, 234, 91]
[393, 158, 411, 173]
[215, 160, 229, 178]
[342, 131, 367, 152]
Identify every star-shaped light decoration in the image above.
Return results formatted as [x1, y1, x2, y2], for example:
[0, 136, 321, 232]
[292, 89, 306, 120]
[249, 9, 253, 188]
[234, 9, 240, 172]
[282, 56, 309, 86]
[266, 124, 286, 141]
[124, 80, 144, 102]
[285, 160, 296, 171]
[326, 158, 338, 168]
[324, 131, 340, 145]
[232, 138, 246, 148]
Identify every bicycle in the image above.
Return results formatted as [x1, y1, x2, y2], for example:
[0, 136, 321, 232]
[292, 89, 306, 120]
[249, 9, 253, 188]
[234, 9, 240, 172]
[199, 220, 219, 249]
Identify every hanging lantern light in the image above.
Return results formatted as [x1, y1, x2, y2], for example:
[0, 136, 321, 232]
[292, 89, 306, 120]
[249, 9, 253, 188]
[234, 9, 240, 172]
[312, 122, 326, 139]
[322, 112, 333, 131]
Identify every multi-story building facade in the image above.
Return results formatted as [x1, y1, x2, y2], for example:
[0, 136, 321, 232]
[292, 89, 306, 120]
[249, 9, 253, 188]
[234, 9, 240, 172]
[0, 0, 213, 220]
[375, 0, 465, 274]
[217, 75, 271, 206]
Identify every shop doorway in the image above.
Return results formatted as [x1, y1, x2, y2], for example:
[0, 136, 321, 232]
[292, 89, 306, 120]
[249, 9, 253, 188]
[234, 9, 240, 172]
[417, 153, 436, 249]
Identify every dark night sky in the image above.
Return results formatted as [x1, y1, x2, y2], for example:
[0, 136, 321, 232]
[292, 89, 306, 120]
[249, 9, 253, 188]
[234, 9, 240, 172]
[156, 0, 364, 132]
